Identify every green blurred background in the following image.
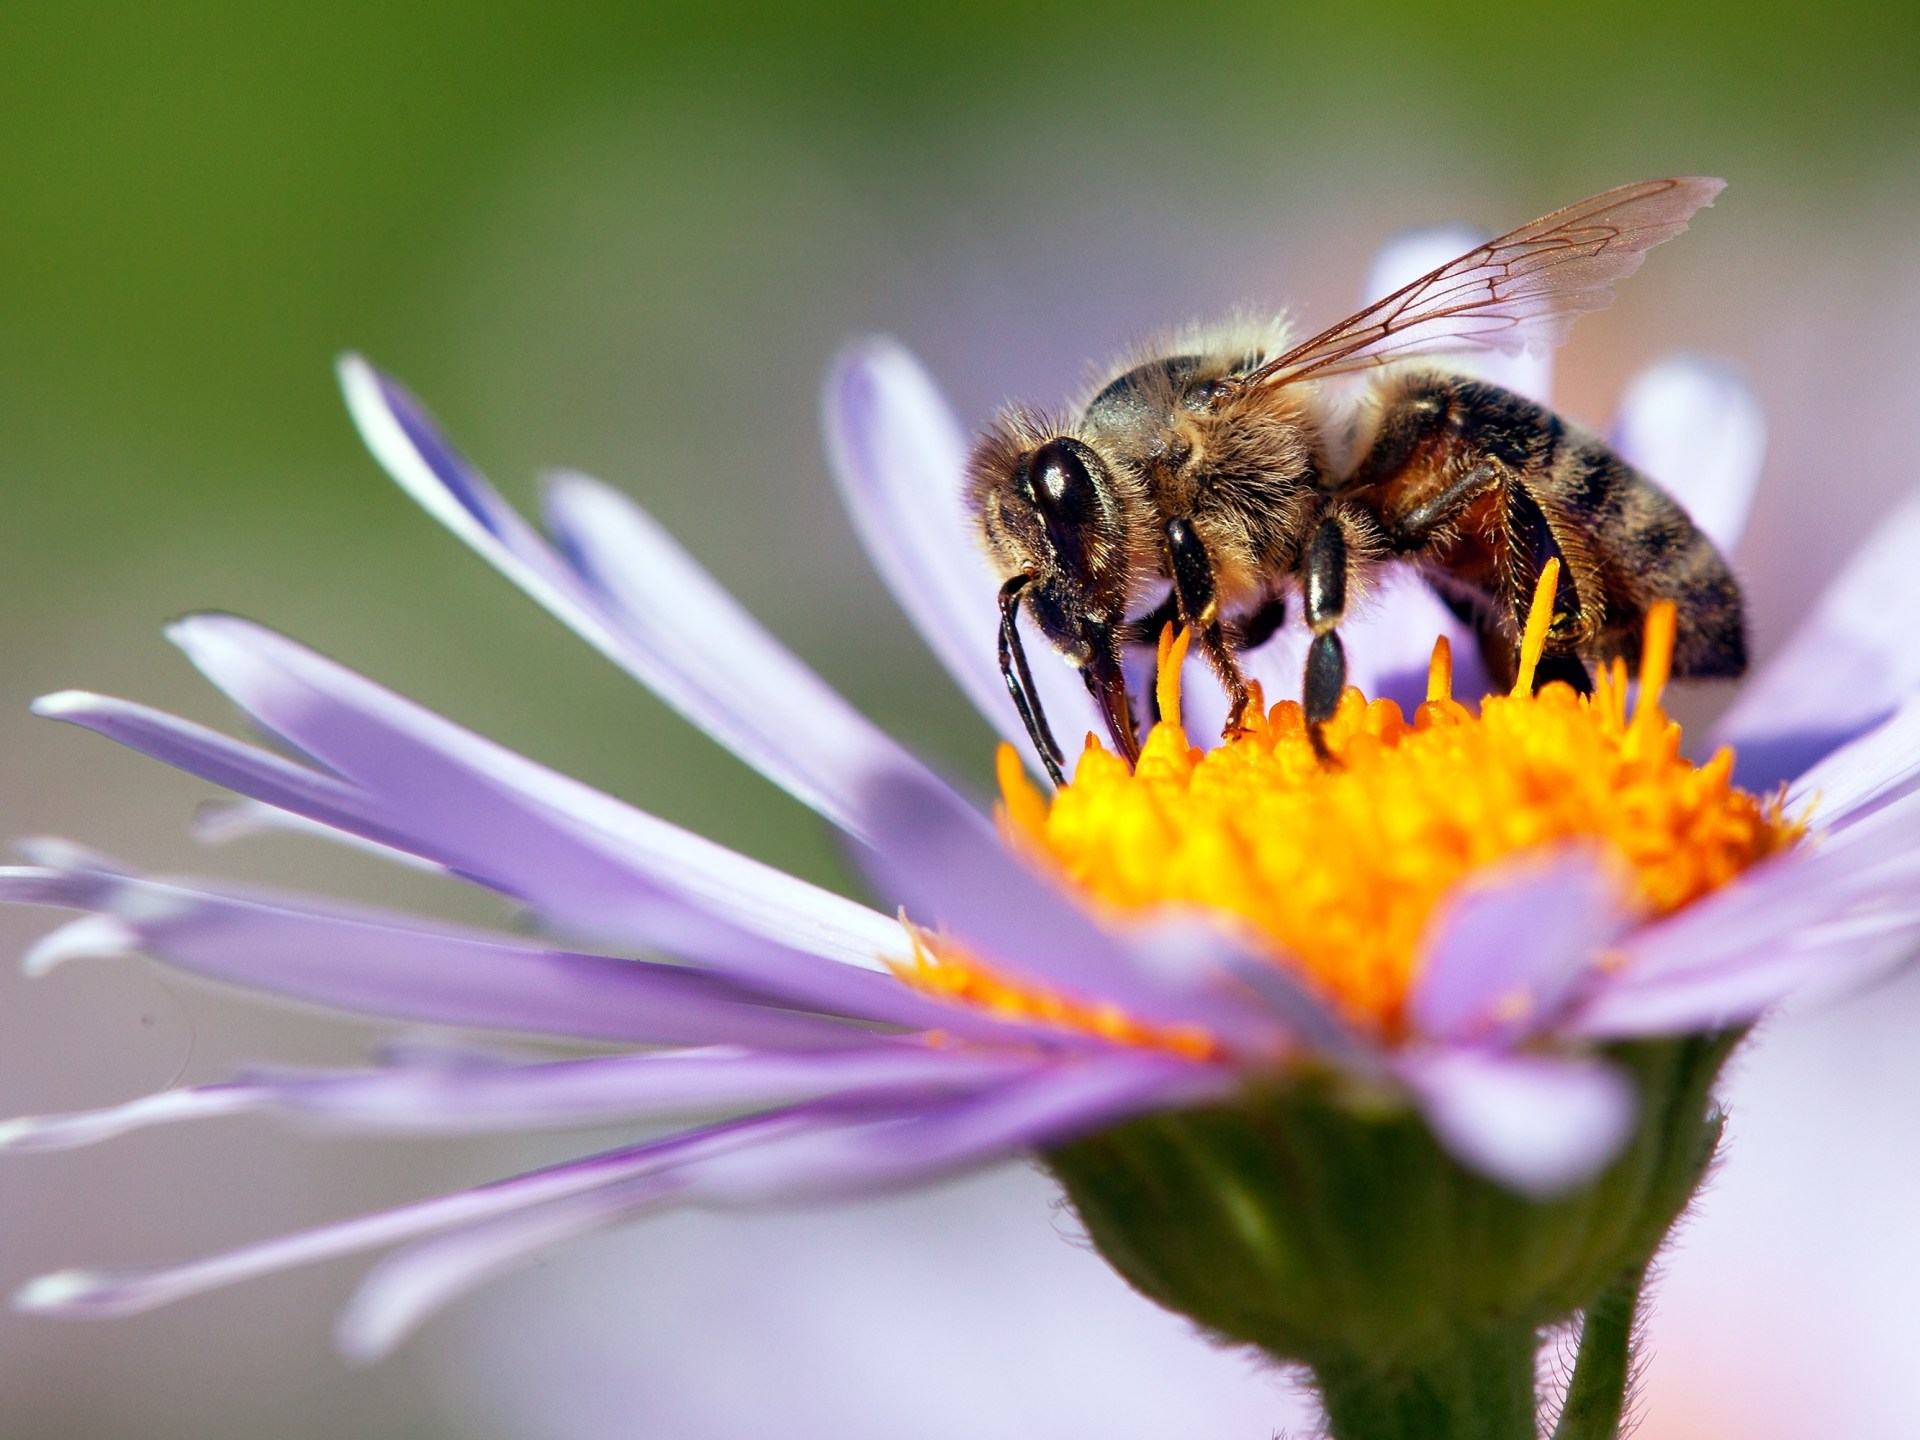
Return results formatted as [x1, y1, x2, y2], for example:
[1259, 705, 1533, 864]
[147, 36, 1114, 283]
[0, 3, 1916, 1436]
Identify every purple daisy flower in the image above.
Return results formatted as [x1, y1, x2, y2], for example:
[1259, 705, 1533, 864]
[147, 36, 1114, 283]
[2, 218, 1915, 1438]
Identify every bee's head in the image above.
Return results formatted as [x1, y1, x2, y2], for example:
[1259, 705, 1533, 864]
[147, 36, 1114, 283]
[968, 431, 1132, 654]
[966, 425, 1140, 760]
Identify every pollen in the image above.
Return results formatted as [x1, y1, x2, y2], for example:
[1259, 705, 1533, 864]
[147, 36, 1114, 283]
[911, 562, 1800, 1043]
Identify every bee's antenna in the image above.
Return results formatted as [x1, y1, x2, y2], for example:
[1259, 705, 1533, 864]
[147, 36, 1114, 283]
[998, 575, 1067, 788]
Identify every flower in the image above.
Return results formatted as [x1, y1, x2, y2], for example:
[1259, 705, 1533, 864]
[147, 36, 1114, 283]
[4, 226, 1919, 1427]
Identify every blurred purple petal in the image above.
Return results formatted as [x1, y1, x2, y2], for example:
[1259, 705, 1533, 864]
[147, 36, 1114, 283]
[341, 355, 952, 842]
[824, 339, 1104, 777]
[0, 1083, 266, 1153]
[14, 1112, 806, 1320]
[3, 1046, 1037, 1151]
[0, 860, 874, 1047]
[1784, 691, 1920, 832]
[1575, 917, 1920, 1037]
[1714, 489, 1920, 789]
[191, 797, 446, 872]
[253, 1045, 1036, 1133]
[1398, 1048, 1636, 1197]
[1610, 355, 1764, 555]
[1410, 849, 1630, 1044]
[1156, 918, 1370, 1067]
[689, 1053, 1236, 1205]
[335, 1054, 1224, 1359]
[335, 1166, 692, 1363]
[1572, 808, 1920, 1035]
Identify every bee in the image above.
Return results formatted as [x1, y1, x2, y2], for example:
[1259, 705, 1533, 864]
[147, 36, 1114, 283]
[967, 177, 1746, 783]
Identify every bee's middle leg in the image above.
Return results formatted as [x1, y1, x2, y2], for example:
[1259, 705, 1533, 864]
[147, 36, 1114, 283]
[1163, 517, 1253, 732]
[1300, 514, 1353, 761]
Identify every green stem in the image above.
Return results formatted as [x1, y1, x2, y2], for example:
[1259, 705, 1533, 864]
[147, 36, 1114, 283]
[1313, 1327, 1539, 1440]
[1551, 1263, 1648, 1440]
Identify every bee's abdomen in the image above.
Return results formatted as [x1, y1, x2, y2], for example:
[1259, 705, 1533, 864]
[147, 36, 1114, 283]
[1549, 432, 1747, 678]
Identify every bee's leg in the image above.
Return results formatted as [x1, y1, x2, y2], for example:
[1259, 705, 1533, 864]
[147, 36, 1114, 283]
[1500, 487, 1593, 696]
[1164, 517, 1252, 733]
[1301, 515, 1350, 762]
[1384, 465, 1593, 696]
[997, 575, 1067, 787]
[1379, 460, 1503, 553]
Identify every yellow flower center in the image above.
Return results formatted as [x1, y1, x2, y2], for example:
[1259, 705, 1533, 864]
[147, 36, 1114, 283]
[898, 563, 1802, 1046]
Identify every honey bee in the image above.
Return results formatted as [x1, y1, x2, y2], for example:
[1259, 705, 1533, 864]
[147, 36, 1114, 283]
[967, 177, 1746, 783]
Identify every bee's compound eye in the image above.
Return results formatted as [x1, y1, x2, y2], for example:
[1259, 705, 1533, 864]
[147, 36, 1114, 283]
[1023, 438, 1107, 581]
[1027, 438, 1099, 528]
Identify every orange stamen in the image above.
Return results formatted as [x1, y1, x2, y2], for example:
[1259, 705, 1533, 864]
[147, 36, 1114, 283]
[900, 599, 1801, 1045]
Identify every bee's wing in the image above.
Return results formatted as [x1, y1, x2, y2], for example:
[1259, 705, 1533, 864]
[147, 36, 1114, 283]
[1242, 178, 1724, 390]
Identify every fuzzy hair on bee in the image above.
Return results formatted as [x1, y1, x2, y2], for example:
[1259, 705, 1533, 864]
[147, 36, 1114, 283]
[965, 177, 1744, 780]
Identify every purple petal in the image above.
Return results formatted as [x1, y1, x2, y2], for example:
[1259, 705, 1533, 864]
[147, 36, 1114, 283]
[250, 1045, 1037, 1132]
[1783, 691, 1920, 833]
[162, 616, 916, 973]
[334, 1165, 692, 1363]
[32, 692, 400, 846]
[191, 798, 447, 872]
[1610, 355, 1764, 555]
[335, 1053, 1228, 1359]
[1570, 811, 1920, 1036]
[14, 1112, 807, 1320]
[39, 684, 910, 1006]
[542, 468, 966, 844]
[3, 1046, 1036, 1149]
[854, 770, 1294, 1056]
[673, 1052, 1235, 1205]
[1573, 919, 1920, 1037]
[1363, 226, 1553, 402]
[1148, 917, 1371, 1068]
[0, 860, 879, 1047]
[340, 355, 953, 843]
[1409, 849, 1630, 1045]
[1713, 489, 1920, 789]
[823, 339, 1103, 775]
[1397, 1048, 1636, 1197]
[0, 1084, 267, 1153]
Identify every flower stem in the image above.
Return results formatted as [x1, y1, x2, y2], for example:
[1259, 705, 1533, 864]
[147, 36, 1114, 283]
[1550, 1263, 1648, 1440]
[1313, 1326, 1539, 1440]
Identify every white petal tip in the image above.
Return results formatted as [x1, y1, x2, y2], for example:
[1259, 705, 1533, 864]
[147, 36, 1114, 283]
[14, 1270, 110, 1316]
[333, 1305, 408, 1367]
[23, 916, 139, 976]
[29, 690, 100, 720]
[13, 836, 123, 872]
[335, 352, 386, 415]
[0, 1118, 42, 1150]
[0, 1112, 132, 1153]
